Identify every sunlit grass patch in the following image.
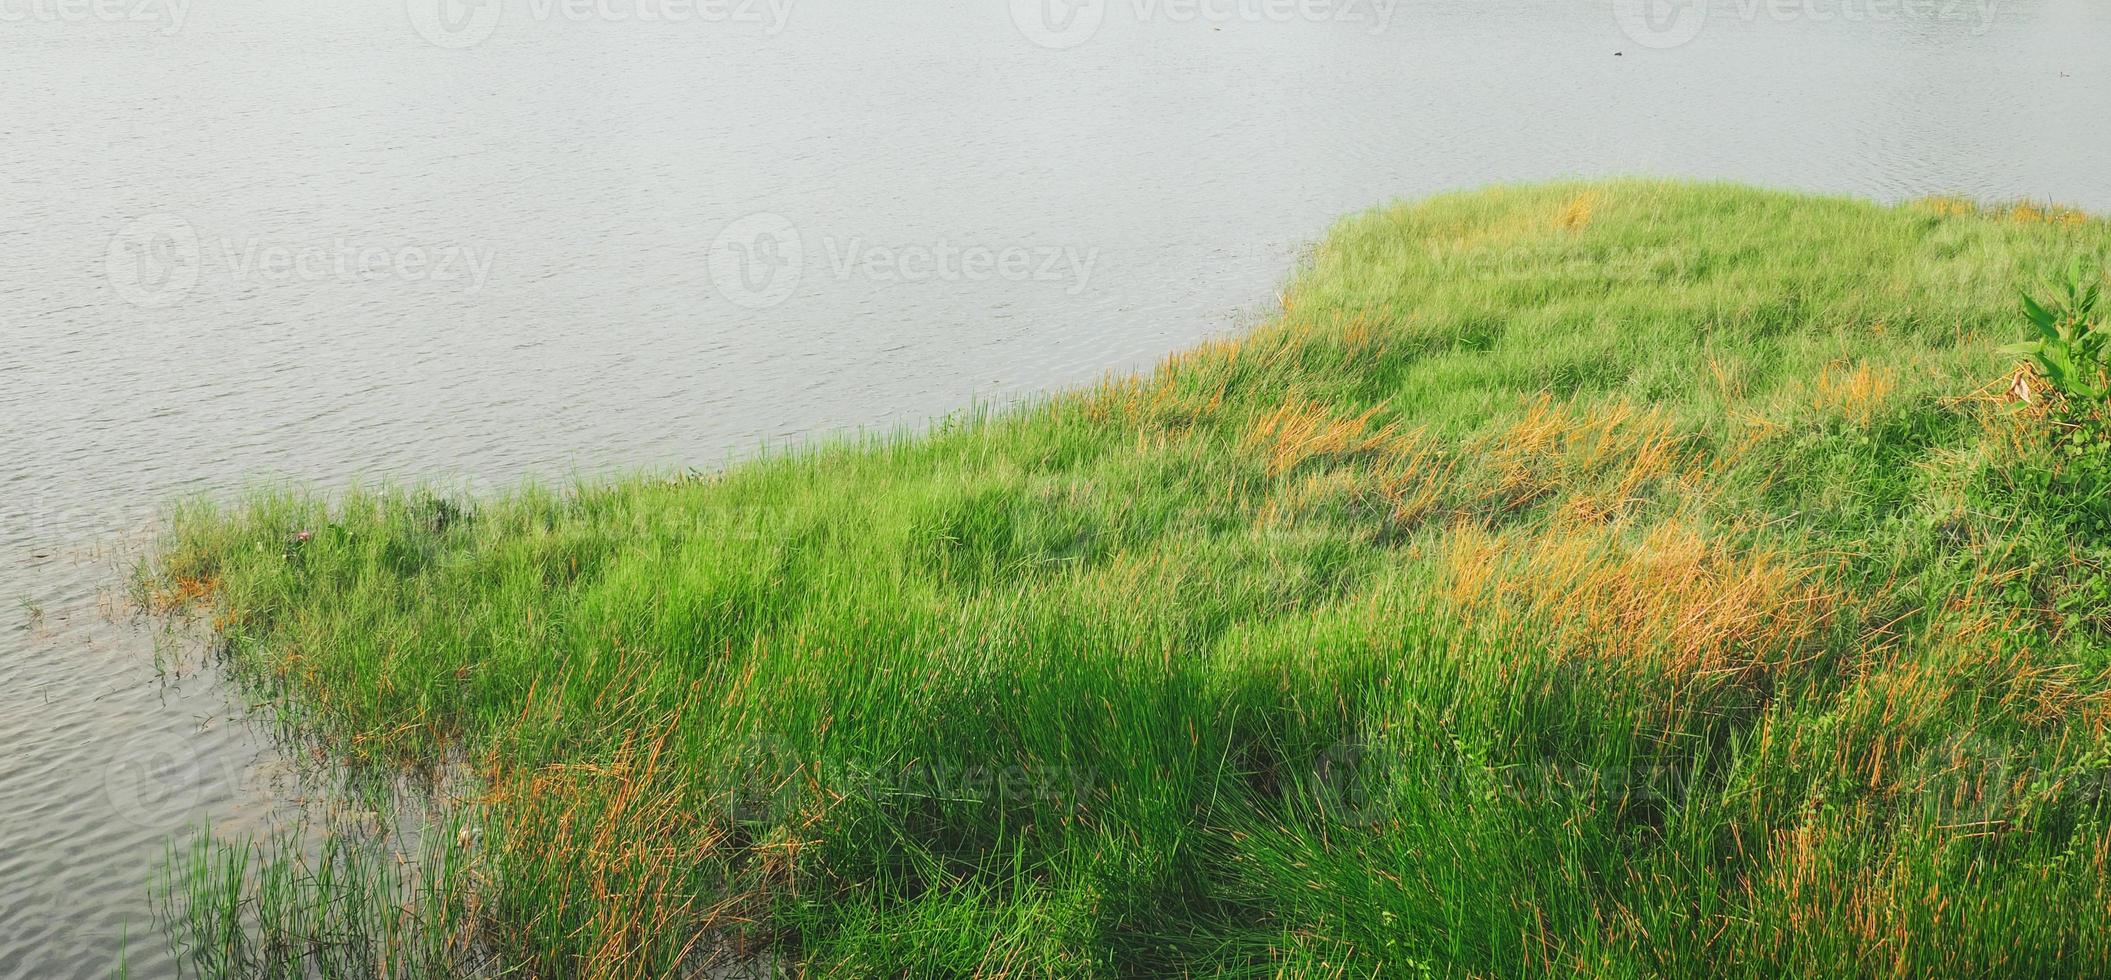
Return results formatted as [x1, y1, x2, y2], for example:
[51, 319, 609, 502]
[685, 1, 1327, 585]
[1442, 518, 1839, 682]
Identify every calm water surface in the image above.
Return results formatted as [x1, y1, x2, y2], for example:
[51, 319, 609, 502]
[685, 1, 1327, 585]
[4, 0, 2110, 974]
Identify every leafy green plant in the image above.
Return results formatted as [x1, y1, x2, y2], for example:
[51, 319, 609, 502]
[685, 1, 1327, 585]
[2007, 261, 2109, 403]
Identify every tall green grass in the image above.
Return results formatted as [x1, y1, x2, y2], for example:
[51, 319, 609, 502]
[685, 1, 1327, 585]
[155, 807, 482, 979]
[148, 181, 2111, 977]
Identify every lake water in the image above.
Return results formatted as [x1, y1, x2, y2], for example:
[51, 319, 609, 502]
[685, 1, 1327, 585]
[3, 0, 2108, 974]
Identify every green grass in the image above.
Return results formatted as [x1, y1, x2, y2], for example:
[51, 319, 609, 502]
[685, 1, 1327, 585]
[154, 809, 481, 979]
[148, 181, 2111, 978]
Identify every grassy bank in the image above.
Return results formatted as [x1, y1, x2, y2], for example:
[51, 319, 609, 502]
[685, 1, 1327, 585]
[150, 181, 2111, 978]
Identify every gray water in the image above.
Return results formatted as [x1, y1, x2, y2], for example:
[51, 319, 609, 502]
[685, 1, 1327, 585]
[4, 0, 2109, 975]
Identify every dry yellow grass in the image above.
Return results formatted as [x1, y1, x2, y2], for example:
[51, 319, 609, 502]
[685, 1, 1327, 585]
[1469, 398, 1693, 519]
[1558, 191, 1601, 232]
[1914, 195, 2091, 226]
[1812, 360, 1898, 425]
[1244, 398, 1401, 477]
[1443, 519, 1837, 682]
